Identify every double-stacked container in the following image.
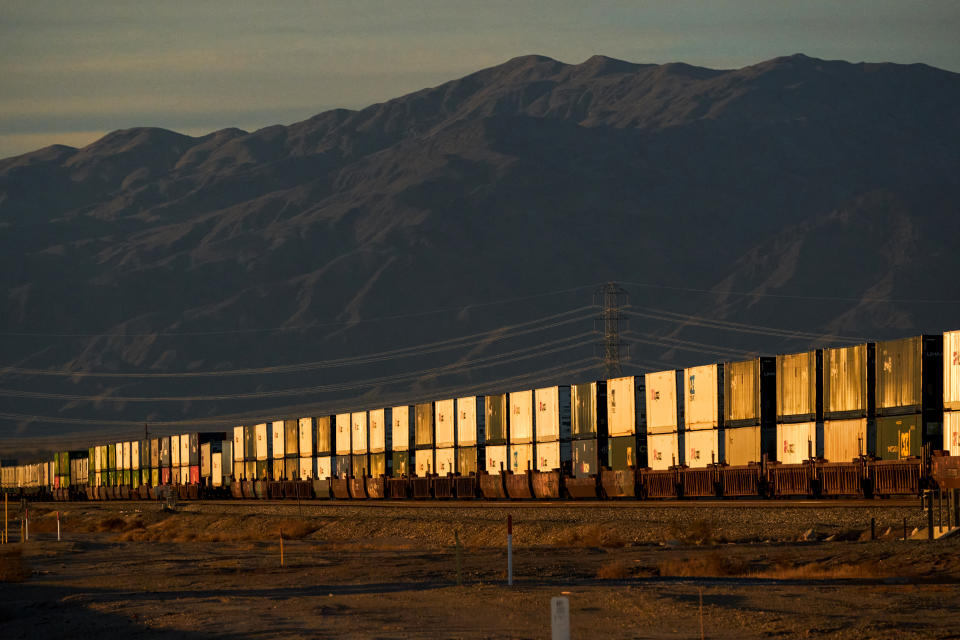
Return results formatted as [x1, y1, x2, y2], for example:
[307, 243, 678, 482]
[93, 445, 103, 487]
[534, 386, 571, 472]
[351, 411, 369, 477]
[122, 441, 132, 486]
[944, 331, 960, 455]
[606, 376, 646, 470]
[283, 420, 299, 480]
[200, 438, 223, 487]
[823, 344, 874, 461]
[434, 399, 456, 475]
[334, 413, 352, 477]
[391, 406, 414, 476]
[158, 436, 170, 484]
[723, 357, 776, 464]
[316, 416, 334, 480]
[484, 394, 509, 474]
[271, 420, 287, 481]
[367, 409, 390, 477]
[255, 423, 271, 479]
[139, 439, 151, 486]
[874, 335, 942, 459]
[414, 402, 435, 476]
[776, 351, 823, 463]
[232, 427, 245, 480]
[298, 417, 316, 480]
[211, 437, 231, 487]
[150, 438, 160, 486]
[508, 391, 535, 474]
[456, 396, 484, 474]
[170, 436, 181, 484]
[684, 364, 723, 468]
[243, 425, 256, 480]
[645, 370, 684, 470]
[131, 441, 141, 489]
[571, 381, 607, 478]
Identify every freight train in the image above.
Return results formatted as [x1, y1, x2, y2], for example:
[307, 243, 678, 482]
[5, 331, 960, 501]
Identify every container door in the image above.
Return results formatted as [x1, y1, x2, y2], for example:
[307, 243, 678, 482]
[645, 371, 679, 434]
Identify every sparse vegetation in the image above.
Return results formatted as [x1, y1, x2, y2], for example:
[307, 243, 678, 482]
[554, 524, 626, 549]
[668, 519, 722, 545]
[0, 547, 29, 582]
[659, 553, 751, 577]
[595, 559, 632, 580]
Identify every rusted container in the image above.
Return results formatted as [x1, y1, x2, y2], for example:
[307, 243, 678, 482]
[875, 414, 921, 460]
[410, 476, 432, 499]
[817, 461, 864, 496]
[531, 470, 562, 498]
[478, 471, 507, 499]
[505, 471, 533, 499]
[387, 477, 409, 498]
[572, 381, 607, 440]
[682, 467, 717, 497]
[869, 459, 921, 495]
[724, 357, 776, 428]
[454, 475, 478, 499]
[485, 394, 509, 445]
[349, 476, 367, 499]
[931, 453, 960, 489]
[330, 477, 351, 499]
[564, 475, 599, 499]
[718, 465, 761, 497]
[823, 343, 874, 418]
[415, 402, 435, 449]
[601, 468, 637, 498]
[432, 475, 454, 499]
[365, 476, 385, 499]
[777, 350, 823, 422]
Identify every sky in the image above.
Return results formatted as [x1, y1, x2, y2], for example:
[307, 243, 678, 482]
[1, 0, 958, 159]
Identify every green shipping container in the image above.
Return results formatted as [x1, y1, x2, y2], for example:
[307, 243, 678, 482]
[122, 470, 130, 485]
[457, 446, 479, 475]
[485, 394, 508, 445]
[108, 446, 117, 470]
[608, 435, 639, 470]
[415, 403, 434, 449]
[351, 454, 370, 477]
[108, 471, 116, 486]
[368, 452, 386, 477]
[141, 468, 150, 485]
[132, 472, 140, 489]
[874, 414, 921, 460]
[392, 451, 411, 477]
[151, 468, 159, 486]
[60, 474, 70, 489]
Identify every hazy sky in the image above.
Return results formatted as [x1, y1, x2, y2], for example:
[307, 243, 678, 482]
[2, 1, 958, 159]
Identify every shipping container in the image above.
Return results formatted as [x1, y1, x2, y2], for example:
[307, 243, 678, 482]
[415, 403, 434, 449]
[572, 381, 607, 439]
[152, 468, 160, 486]
[298, 417, 315, 457]
[369, 408, 390, 453]
[823, 343, 874, 418]
[299, 456, 316, 481]
[535, 440, 570, 472]
[414, 449, 434, 476]
[645, 370, 684, 434]
[485, 394, 509, 445]
[94, 446, 102, 472]
[608, 435, 639, 469]
[875, 414, 921, 460]
[646, 432, 681, 471]
[684, 364, 723, 431]
[391, 451, 411, 476]
[272, 459, 285, 481]
[435, 399, 456, 448]
[351, 453, 370, 477]
[200, 442, 212, 477]
[131, 441, 140, 470]
[509, 390, 534, 444]
[221, 440, 233, 475]
[316, 456, 332, 480]
[823, 418, 869, 462]
[945, 411, 960, 456]
[775, 422, 817, 464]
[255, 423, 271, 461]
[122, 441, 131, 469]
[571, 438, 603, 478]
[231, 427, 243, 461]
[368, 452, 387, 477]
[485, 444, 508, 475]
[272, 421, 285, 459]
[158, 437, 170, 467]
[435, 447, 456, 475]
[335, 413, 351, 455]
[150, 438, 160, 468]
[283, 420, 298, 457]
[243, 425, 256, 460]
[189, 433, 201, 466]
[180, 466, 190, 485]
[457, 446, 480, 475]
[608, 376, 645, 437]
[510, 442, 534, 473]
[456, 396, 484, 446]
[232, 461, 244, 481]
[316, 416, 333, 455]
[352, 411, 368, 454]
[283, 458, 297, 481]
[179, 435, 189, 468]
[170, 436, 180, 467]
[876, 335, 942, 415]
[685, 429, 720, 468]
[724, 357, 776, 428]
[777, 350, 822, 422]
[190, 465, 200, 485]
[161, 468, 170, 485]
[945, 331, 960, 410]
[244, 460, 256, 480]
[534, 386, 571, 442]
[722, 425, 769, 465]
[212, 452, 223, 487]
[255, 459, 268, 480]
[392, 406, 414, 451]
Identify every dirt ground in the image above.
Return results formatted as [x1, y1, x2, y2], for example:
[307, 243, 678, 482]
[2, 500, 959, 639]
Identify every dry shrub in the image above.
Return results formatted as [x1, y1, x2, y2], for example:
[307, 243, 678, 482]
[758, 561, 880, 580]
[0, 548, 30, 582]
[659, 553, 749, 577]
[554, 524, 626, 549]
[97, 517, 127, 532]
[668, 519, 718, 545]
[596, 560, 632, 580]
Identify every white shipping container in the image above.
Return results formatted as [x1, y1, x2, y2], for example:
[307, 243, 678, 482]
[171, 436, 180, 466]
[298, 417, 314, 457]
[122, 441, 131, 470]
[509, 442, 534, 473]
[485, 444, 508, 475]
[646, 432, 680, 471]
[211, 452, 222, 486]
[415, 449, 435, 476]
[946, 332, 960, 410]
[823, 418, 868, 462]
[944, 411, 960, 456]
[272, 421, 285, 459]
[392, 406, 411, 451]
[180, 466, 190, 485]
[435, 399, 456, 448]
[435, 447, 456, 475]
[200, 443, 212, 477]
[233, 426, 244, 461]
[646, 370, 680, 434]
[536, 440, 561, 471]
[254, 423, 270, 460]
[535, 385, 570, 442]
[299, 456, 316, 481]
[180, 435, 191, 468]
[316, 456, 332, 480]
[509, 390, 534, 444]
[685, 429, 720, 468]
[456, 396, 483, 446]
[685, 364, 722, 431]
[608, 376, 642, 437]
[352, 412, 368, 454]
[94, 446, 102, 472]
[369, 409, 388, 453]
[777, 422, 817, 464]
[132, 441, 140, 470]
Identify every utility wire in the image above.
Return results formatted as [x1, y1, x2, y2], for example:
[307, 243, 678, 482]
[621, 280, 960, 305]
[622, 308, 864, 343]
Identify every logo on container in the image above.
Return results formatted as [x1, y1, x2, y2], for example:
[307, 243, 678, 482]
[651, 389, 660, 401]
[689, 374, 696, 397]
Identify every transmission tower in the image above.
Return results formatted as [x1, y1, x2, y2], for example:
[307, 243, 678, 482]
[594, 282, 629, 378]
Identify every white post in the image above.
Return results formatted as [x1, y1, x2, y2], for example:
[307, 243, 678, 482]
[507, 514, 513, 586]
[57, 511, 61, 542]
[551, 597, 571, 640]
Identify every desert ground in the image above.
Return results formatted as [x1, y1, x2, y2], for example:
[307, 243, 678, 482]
[1, 499, 959, 639]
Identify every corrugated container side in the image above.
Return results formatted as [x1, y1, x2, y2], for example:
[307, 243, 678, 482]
[875, 335, 943, 416]
[391, 451, 410, 476]
[351, 453, 369, 478]
[608, 434, 639, 469]
[456, 396, 484, 446]
[131, 442, 140, 470]
[875, 414, 921, 460]
[823, 344, 871, 416]
[435, 447, 456, 475]
[211, 452, 222, 486]
[335, 413, 352, 455]
[608, 376, 645, 437]
[255, 423, 271, 461]
[508, 391, 534, 444]
[368, 452, 387, 477]
[571, 438, 602, 478]
[272, 421, 285, 459]
[170, 436, 180, 467]
[94, 446, 102, 472]
[284, 419, 298, 457]
[945, 331, 960, 410]
[368, 408, 390, 453]
[777, 350, 822, 422]
[233, 427, 244, 461]
[535, 385, 571, 442]
[435, 399, 456, 448]
[945, 411, 960, 456]
[572, 381, 607, 439]
[685, 429, 720, 468]
[509, 442, 533, 473]
[158, 438, 169, 467]
[299, 456, 316, 480]
[684, 364, 723, 431]
[457, 446, 480, 475]
[646, 432, 681, 470]
[150, 438, 160, 468]
[243, 425, 255, 460]
[316, 456, 332, 480]
[178, 435, 189, 468]
[316, 416, 333, 455]
[298, 417, 315, 457]
[485, 394, 508, 445]
[485, 444, 508, 475]
[823, 418, 869, 462]
[414, 403, 434, 449]
[352, 411, 369, 454]
[536, 440, 561, 472]
[414, 449, 435, 476]
[645, 370, 682, 434]
[123, 441, 131, 469]
[392, 406, 413, 451]
[775, 422, 817, 464]
[200, 442, 212, 477]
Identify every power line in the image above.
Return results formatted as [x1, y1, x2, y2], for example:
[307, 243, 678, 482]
[621, 280, 960, 305]
[622, 308, 864, 343]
